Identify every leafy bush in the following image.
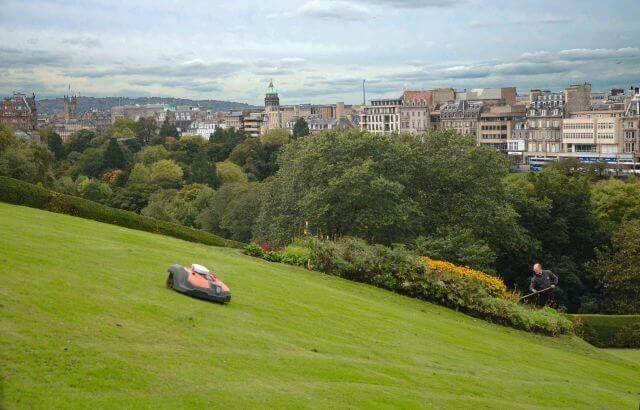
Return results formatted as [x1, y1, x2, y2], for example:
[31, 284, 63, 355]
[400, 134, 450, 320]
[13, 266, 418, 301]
[244, 243, 265, 258]
[0, 176, 243, 249]
[264, 251, 283, 263]
[423, 257, 507, 297]
[613, 323, 640, 348]
[569, 314, 640, 347]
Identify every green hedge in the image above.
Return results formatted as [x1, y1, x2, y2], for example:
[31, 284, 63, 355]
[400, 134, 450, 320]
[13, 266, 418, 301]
[0, 176, 243, 249]
[569, 314, 640, 348]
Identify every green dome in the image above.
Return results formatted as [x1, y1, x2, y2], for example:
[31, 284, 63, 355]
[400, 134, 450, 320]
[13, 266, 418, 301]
[265, 80, 278, 94]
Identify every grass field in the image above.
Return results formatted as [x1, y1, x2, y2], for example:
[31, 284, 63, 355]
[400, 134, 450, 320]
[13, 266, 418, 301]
[1, 203, 639, 409]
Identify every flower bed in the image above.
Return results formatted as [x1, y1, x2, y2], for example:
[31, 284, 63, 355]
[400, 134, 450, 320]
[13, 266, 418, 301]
[422, 257, 507, 297]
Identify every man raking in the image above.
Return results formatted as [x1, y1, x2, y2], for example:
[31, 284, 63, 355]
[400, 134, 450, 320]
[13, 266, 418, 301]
[522, 263, 559, 307]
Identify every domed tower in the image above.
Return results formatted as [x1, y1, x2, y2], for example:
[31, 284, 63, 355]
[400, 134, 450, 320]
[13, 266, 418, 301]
[264, 80, 280, 111]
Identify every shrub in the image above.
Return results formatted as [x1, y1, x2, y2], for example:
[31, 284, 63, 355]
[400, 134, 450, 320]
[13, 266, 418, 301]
[569, 314, 640, 347]
[0, 176, 243, 249]
[280, 251, 307, 267]
[264, 251, 283, 263]
[613, 323, 640, 348]
[244, 243, 265, 258]
[423, 257, 507, 297]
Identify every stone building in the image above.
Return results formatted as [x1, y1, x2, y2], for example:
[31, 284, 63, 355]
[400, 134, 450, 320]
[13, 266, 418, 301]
[525, 90, 565, 158]
[360, 97, 403, 133]
[477, 104, 526, 154]
[457, 87, 517, 107]
[431, 88, 455, 108]
[564, 83, 592, 114]
[399, 91, 430, 134]
[439, 100, 483, 138]
[264, 81, 281, 130]
[562, 109, 627, 160]
[623, 87, 640, 158]
[1, 92, 37, 131]
[63, 95, 78, 120]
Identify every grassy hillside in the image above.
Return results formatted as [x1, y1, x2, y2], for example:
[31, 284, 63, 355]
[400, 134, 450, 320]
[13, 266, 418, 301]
[0, 203, 638, 408]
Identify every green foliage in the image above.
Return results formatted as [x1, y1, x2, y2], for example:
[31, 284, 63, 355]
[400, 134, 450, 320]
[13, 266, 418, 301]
[570, 314, 640, 347]
[107, 119, 136, 140]
[64, 129, 97, 155]
[243, 243, 265, 258]
[141, 184, 215, 228]
[195, 183, 260, 243]
[260, 128, 290, 145]
[41, 129, 65, 160]
[292, 117, 310, 138]
[0, 176, 242, 248]
[76, 176, 113, 203]
[413, 227, 496, 272]
[591, 178, 640, 231]
[189, 151, 219, 188]
[254, 129, 523, 251]
[148, 159, 184, 189]
[216, 161, 248, 185]
[0, 122, 18, 152]
[70, 147, 105, 178]
[134, 117, 157, 144]
[159, 117, 179, 139]
[208, 127, 247, 161]
[103, 138, 130, 170]
[612, 323, 640, 348]
[0, 141, 54, 185]
[228, 137, 282, 181]
[589, 219, 640, 313]
[135, 145, 169, 165]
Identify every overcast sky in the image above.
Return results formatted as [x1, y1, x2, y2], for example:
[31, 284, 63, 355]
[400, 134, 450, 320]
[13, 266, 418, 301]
[1, 0, 639, 104]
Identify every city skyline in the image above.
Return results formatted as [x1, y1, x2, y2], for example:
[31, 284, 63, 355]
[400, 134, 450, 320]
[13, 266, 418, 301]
[1, 0, 640, 104]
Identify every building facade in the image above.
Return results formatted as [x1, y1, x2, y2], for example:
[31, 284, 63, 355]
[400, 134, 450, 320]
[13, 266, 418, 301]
[477, 105, 526, 154]
[525, 90, 565, 159]
[561, 109, 628, 162]
[1, 92, 37, 131]
[623, 87, 640, 156]
[439, 100, 483, 138]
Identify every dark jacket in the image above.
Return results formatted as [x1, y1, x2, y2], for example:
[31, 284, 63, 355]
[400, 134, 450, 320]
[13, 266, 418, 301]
[530, 270, 558, 292]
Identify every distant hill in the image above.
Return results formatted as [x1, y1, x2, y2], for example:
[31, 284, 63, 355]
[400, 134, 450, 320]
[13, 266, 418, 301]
[36, 96, 259, 115]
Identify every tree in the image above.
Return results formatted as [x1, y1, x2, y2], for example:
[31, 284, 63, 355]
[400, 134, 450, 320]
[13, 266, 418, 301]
[159, 117, 179, 139]
[107, 119, 136, 140]
[590, 219, 640, 313]
[413, 227, 496, 273]
[189, 151, 219, 188]
[216, 161, 248, 185]
[41, 129, 64, 160]
[71, 148, 105, 178]
[136, 145, 169, 165]
[0, 141, 54, 185]
[134, 117, 158, 145]
[292, 117, 310, 138]
[208, 127, 247, 161]
[103, 138, 129, 170]
[0, 122, 17, 152]
[591, 178, 640, 231]
[148, 159, 184, 189]
[65, 129, 97, 154]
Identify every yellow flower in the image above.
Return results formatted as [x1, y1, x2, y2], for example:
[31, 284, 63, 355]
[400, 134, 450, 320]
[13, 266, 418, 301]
[422, 257, 507, 296]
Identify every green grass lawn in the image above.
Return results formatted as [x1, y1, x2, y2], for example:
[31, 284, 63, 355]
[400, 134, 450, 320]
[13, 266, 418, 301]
[1, 203, 639, 409]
